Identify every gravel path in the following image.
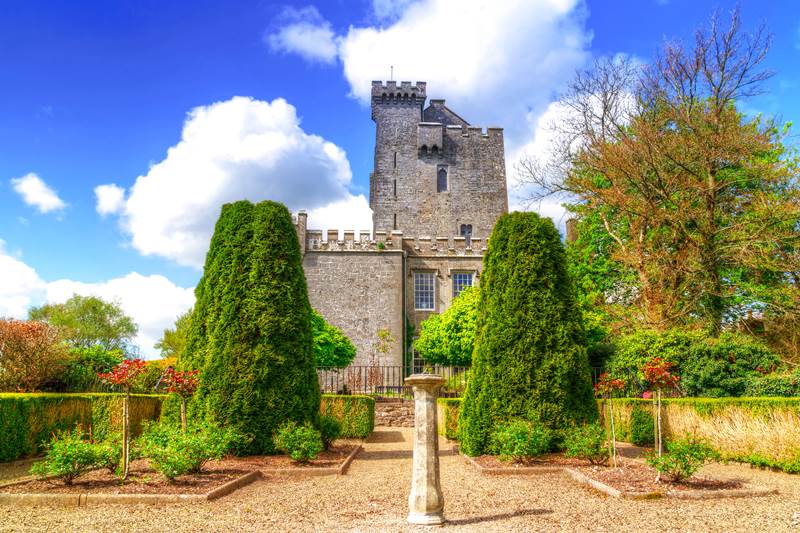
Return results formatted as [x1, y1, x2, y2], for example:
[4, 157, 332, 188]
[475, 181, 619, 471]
[2, 427, 799, 532]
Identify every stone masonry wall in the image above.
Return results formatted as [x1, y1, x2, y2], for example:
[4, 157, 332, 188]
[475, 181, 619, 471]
[303, 250, 405, 367]
[374, 399, 415, 427]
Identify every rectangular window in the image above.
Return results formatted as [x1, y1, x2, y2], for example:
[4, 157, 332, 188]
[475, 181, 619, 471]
[393, 179, 397, 197]
[414, 272, 435, 311]
[452, 272, 473, 299]
[393, 152, 397, 168]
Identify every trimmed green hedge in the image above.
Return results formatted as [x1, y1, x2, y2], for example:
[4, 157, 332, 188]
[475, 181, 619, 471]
[437, 398, 461, 440]
[320, 395, 374, 438]
[600, 397, 800, 473]
[0, 393, 165, 462]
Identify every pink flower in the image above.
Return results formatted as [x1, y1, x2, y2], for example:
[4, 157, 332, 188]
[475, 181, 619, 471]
[642, 390, 653, 399]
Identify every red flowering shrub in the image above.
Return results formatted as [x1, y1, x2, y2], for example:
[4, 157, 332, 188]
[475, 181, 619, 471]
[642, 357, 680, 390]
[162, 368, 199, 398]
[97, 358, 147, 390]
[594, 373, 626, 398]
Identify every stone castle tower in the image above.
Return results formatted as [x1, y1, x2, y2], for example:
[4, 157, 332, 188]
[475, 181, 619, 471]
[296, 81, 508, 368]
[370, 81, 508, 240]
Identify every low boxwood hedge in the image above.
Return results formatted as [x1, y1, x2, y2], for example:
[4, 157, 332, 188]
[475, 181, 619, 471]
[320, 394, 374, 438]
[0, 393, 165, 462]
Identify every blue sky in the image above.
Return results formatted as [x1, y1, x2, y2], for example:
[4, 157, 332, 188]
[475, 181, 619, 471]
[1, 0, 798, 356]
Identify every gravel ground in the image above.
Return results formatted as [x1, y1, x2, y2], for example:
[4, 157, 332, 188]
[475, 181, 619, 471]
[1, 427, 799, 532]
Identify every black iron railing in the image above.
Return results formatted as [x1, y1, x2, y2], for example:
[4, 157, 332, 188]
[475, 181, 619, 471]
[317, 365, 470, 397]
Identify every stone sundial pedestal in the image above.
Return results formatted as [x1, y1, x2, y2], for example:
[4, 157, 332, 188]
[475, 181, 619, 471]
[405, 373, 445, 526]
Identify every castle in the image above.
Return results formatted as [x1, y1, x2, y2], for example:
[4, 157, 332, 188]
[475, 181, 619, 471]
[294, 81, 508, 368]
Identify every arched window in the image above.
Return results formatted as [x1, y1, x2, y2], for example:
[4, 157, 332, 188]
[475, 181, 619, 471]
[437, 167, 447, 192]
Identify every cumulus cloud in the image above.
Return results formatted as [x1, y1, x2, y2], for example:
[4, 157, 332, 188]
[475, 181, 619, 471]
[10, 173, 67, 213]
[94, 184, 126, 216]
[266, 6, 338, 64]
[0, 240, 45, 318]
[46, 273, 195, 358]
[0, 240, 194, 358]
[101, 96, 371, 268]
[306, 194, 373, 239]
[271, 0, 590, 153]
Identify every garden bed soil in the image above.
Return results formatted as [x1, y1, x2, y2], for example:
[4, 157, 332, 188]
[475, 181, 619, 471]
[259, 443, 359, 469]
[572, 461, 744, 494]
[1, 458, 254, 495]
[468, 451, 774, 499]
[473, 453, 589, 469]
[2, 442, 361, 496]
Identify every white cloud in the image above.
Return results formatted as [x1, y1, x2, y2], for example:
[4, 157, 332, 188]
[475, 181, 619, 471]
[0, 240, 45, 318]
[266, 6, 338, 64]
[94, 184, 126, 216]
[10, 173, 67, 213]
[332, 0, 590, 151]
[107, 96, 369, 268]
[0, 240, 194, 358]
[306, 194, 373, 238]
[46, 273, 195, 359]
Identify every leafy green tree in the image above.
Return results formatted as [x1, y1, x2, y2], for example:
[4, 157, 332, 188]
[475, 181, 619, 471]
[155, 309, 192, 359]
[29, 295, 137, 351]
[414, 286, 479, 366]
[458, 212, 597, 456]
[181, 200, 320, 454]
[311, 310, 356, 368]
[520, 12, 800, 337]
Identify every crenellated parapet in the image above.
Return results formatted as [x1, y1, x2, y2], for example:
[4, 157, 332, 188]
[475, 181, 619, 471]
[295, 216, 488, 257]
[371, 80, 427, 105]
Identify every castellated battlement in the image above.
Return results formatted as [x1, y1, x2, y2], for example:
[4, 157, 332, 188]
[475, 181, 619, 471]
[294, 212, 486, 256]
[371, 81, 427, 103]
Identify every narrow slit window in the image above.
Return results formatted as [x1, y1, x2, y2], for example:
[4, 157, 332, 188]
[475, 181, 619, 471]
[460, 224, 473, 246]
[393, 213, 397, 230]
[437, 167, 447, 192]
[393, 179, 397, 197]
[393, 152, 397, 168]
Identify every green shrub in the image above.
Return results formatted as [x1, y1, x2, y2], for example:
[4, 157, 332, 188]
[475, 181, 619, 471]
[29, 427, 104, 484]
[319, 415, 341, 450]
[437, 398, 462, 440]
[489, 420, 552, 462]
[414, 287, 479, 366]
[312, 310, 356, 368]
[274, 421, 323, 463]
[181, 200, 320, 454]
[608, 329, 782, 397]
[563, 424, 608, 465]
[745, 369, 800, 397]
[459, 212, 597, 456]
[646, 436, 718, 481]
[94, 434, 123, 474]
[138, 422, 244, 481]
[58, 346, 123, 392]
[320, 395, 374, 438]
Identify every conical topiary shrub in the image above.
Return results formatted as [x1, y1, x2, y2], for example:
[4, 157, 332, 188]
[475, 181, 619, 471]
[458, 211, 597, 456]
[181, 200, 320, 454]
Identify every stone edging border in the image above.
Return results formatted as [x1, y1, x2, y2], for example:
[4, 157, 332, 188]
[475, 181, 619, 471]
[461, 452, 778, 500]
[261, 443, 363, 477]
[0, 470, 264, 507]
[0, 444, 365, 506]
